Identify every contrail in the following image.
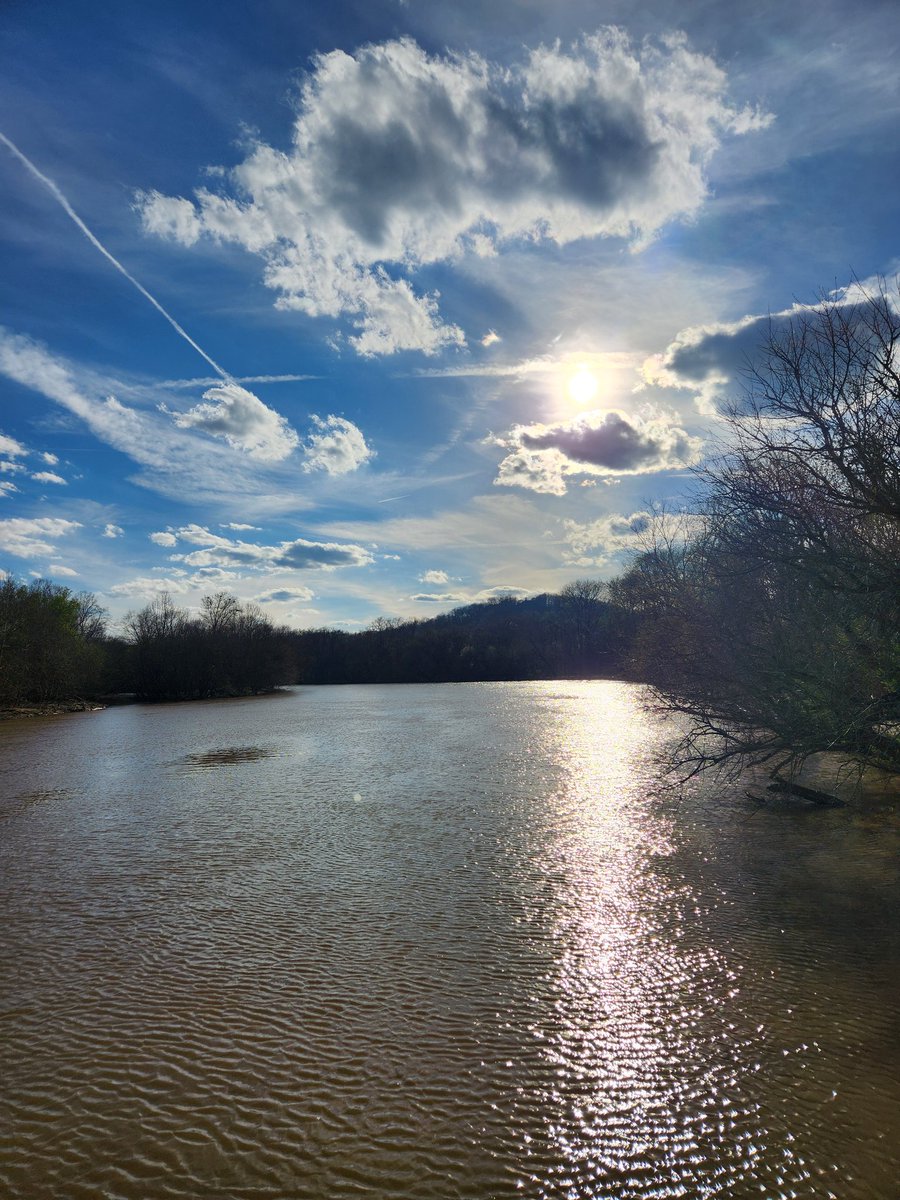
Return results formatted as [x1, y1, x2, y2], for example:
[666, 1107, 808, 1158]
[0, 131, 230, 380]
[159, 373, 318, 390]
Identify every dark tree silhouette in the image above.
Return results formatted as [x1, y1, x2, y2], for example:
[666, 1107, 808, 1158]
[622, 283, 900, 790]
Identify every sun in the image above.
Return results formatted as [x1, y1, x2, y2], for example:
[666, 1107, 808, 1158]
[567, 366, 599, 407]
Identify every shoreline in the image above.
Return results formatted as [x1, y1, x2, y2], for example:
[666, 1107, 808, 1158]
[0, 699, 109, 720]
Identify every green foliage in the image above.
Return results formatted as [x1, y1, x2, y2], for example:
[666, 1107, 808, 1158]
[0, 578, 108, 705]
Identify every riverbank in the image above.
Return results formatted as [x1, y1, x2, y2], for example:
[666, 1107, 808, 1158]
[0, 688, 297, 720]
[0, 699, 108, 720]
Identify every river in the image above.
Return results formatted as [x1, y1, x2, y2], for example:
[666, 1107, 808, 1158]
[0, 681, 898, 1199]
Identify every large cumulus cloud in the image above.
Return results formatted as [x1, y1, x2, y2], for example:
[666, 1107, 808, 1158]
[138, 31, 769, 355]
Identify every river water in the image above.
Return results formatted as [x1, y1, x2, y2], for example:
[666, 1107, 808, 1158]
[0, 681, 898, 1199]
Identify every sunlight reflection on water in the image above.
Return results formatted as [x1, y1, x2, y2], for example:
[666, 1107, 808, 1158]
[525, 684, 751, 1197]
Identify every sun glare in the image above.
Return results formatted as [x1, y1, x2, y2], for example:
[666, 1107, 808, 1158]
[567, 366, 599, 407]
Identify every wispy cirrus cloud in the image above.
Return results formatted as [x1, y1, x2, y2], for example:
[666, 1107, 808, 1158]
[0, 328, 362, 506]
[0, 328, 252, 500]
[0, 133, 324, 470]
[138, 31, 769, 356]
[159, 373, 317, 390]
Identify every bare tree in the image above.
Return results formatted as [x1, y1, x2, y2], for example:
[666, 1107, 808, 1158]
[619, 283, 900, 794]
[200, 591, 240, 634]
[74, 592, 108, 641]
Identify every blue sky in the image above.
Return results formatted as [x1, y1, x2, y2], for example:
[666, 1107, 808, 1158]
[1, 0, 898, 629]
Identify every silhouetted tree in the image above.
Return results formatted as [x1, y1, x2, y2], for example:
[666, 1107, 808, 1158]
[620, 284, 900, 788]
[123, 592, 294, 701]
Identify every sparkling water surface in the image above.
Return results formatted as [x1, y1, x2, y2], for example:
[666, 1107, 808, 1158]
[1, 682, 898, 1199]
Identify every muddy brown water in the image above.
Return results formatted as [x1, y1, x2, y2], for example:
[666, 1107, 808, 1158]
[1, 682, 898, 1199]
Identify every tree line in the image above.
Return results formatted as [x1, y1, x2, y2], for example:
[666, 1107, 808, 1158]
[0, 578, 630, 707]
[0, 584, 297, 706]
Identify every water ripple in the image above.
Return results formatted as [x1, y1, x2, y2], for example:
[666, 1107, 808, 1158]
[0, 682, 898, 1199]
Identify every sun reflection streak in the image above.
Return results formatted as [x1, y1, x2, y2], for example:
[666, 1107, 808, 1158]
[522, 682, 765, 1199]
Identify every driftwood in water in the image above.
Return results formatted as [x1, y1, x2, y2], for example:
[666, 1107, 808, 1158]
[766, 779, 846, 807]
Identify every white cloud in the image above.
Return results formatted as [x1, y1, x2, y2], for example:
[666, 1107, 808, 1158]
[480, 330, 501, 348]
[0, 517, 81, 558]
[493, 447, 572, 496]
[167, 382, 299, 461]
[48, 563, 78, 578]
[31, 470, 66, 485]
[138, 31, 769, 356]
[475, 585, 531, 601]
[0, 481, 19, 496]
[220, 522, 261, 531]
[0, 460, 25, 474]
[0, 329, 322, 510]
[161, 523, 374, 572]
[109, 576, 193, 597]
[409, 584, 527, 604]
[257, 586, 316, 603]
[640, 281, 892, 414]
[493, 409, 702, 494]
[302, 414, 374, 475]
[149, 531, 177, 547]
[0, 329, 243, 501]
[0, 432, 27, 458]
[562, 510, 652, 566]
[419, 569, 449, 584]
[102, 523, 124, 538]
[41, 451, 59, 465]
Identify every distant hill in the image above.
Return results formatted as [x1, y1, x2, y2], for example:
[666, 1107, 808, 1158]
[291, 589, 631, 684]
